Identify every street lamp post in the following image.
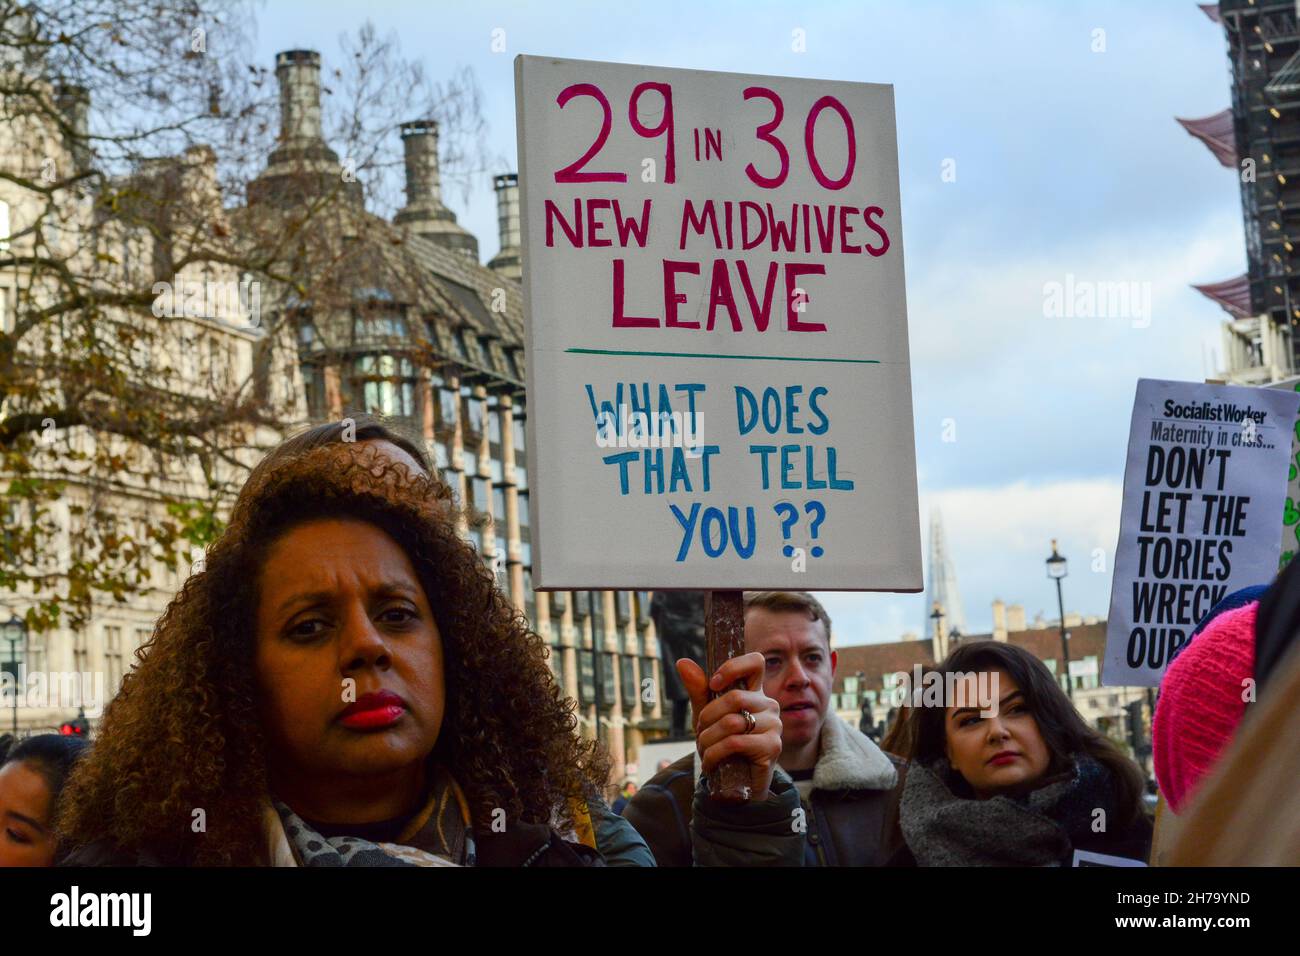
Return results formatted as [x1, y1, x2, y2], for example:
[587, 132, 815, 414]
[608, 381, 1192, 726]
[1, 614, 26, 735]
[1045, 540, 1073, 700]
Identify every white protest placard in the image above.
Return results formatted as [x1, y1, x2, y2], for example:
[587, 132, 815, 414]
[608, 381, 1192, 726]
[514, 55, 920, 590]
[1103, 378, 1300, 686]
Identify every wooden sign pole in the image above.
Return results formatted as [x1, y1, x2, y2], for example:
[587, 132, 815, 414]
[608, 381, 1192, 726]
[704, 589, 752, 802]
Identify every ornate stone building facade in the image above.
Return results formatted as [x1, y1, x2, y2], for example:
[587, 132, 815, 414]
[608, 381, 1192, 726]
[2, 46, 667, 783]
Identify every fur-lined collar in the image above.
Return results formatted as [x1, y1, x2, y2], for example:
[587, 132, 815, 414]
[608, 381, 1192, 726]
[812, 714, 898, 791]
[692, 714, 897, 792]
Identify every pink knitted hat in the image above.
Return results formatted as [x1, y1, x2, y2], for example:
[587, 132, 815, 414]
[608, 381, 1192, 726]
[1154, 602, 1257, 813]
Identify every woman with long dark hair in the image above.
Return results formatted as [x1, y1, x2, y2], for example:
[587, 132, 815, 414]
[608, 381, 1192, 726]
[896, 641, 1151, 866]
[57, 424, 797, 866]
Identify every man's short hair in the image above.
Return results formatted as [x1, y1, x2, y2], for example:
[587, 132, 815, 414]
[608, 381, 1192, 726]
[743, 591, 833, 646]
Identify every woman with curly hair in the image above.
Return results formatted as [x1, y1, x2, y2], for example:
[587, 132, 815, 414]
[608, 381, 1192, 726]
[58, 422, 800, 866]
[893, 641, 1151, 866]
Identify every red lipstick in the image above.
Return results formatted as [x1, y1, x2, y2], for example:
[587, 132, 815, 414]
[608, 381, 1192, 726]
[339, 690, 406, 730]
[987, 750, 1020, 766]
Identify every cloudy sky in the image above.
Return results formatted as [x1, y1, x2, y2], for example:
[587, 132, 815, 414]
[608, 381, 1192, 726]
[252, 0, 1243, 644]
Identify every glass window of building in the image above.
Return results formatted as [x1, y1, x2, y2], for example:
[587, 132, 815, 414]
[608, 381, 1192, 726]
[494, 535, 507, 562]
[552, 591, 569, 618]
[431, 373, 458, 429]
[352, 309, 408, 342]
[488, 398, 502, 445]
[844, 675, 859, 694]
[451, 327, 470, 361]
[615, 591, 630, 624]
[467, 527, 482, 553]
[104, 625, 123, 692]
[353, 354, 417, 419]
[0, 634, 23, 683]
[641, 656, 659, 702]
[600, 652, 617, 705]
[488, 457, 503, 483]
[516, 491, 530, 527]
[523, 566, 536, 622]
[302, 364, 327, 419]
[512, 416, 526, 456]
[461, 387, 486, 436]
[471, 477, 490, 514]
[492, 486, 507, 523]
[620, 656, 638, 707]
[518, 540, 531, 567]
[635, 591, 651, 627]
[462, 331, 483, 365]
[578, 650, 595, 705]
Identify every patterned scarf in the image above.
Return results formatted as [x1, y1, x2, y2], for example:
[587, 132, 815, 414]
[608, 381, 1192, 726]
[272, 766, 476, 867]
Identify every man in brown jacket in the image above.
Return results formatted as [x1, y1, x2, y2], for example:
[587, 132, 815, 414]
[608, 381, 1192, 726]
[625, 591, 907, 866]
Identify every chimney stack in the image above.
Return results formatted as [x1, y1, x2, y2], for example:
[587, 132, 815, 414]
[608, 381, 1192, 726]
[488, 173, 521, 280]
[248, 50, 360, 207]
[276, 49, 323, 145]
[402, 119, 442, 208]
[992, 599, 1007, 642]
[54, 83, 90, 173]
[394, 119, 478, 260]
[1007, 604, 1026, 633]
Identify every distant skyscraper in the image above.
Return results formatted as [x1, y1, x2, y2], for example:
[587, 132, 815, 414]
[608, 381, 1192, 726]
[923, 508, 966, 639]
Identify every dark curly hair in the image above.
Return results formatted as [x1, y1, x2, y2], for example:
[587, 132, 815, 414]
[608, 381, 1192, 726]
[58, 440, 607, 865]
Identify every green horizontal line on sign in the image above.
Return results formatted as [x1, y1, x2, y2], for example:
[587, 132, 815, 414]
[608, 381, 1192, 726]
[564, 348, 880, 365]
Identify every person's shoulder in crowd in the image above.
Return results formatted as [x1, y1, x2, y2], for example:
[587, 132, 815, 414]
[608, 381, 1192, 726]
[622, 752, 695, 867]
